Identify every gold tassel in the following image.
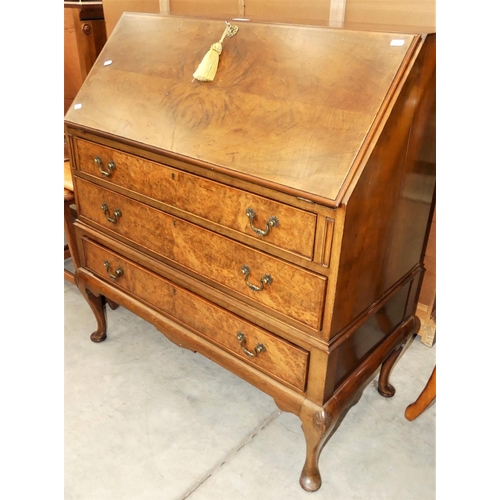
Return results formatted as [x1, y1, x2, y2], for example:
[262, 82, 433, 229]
[193, 42, 222, 82]
[193, 21, 238, 83]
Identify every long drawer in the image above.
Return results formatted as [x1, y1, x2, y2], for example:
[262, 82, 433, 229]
[82, 237, 309, 391]
[74, 138, 317, 259]
[75, 177, 327, 330]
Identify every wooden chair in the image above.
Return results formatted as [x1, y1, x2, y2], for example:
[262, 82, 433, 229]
[64, 159, 79, 284]
[405, 366, 436, 421]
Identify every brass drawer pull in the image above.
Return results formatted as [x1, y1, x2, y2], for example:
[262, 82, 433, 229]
[101, 203, 122, 223]
[241, 265, 273, 292]
[237, 332, 266, 358]
[103, 260, 124, 279]
[246, 208, 279, 237]
[94, 156, 116, 177]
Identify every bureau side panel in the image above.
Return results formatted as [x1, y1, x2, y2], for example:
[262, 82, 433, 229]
[331, 280, 412, 389]
[330, 35, 436, 337]
[382, 35, 436, 290]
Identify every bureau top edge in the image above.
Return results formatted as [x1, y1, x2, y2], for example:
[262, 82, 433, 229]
[64, 14, 423, 208]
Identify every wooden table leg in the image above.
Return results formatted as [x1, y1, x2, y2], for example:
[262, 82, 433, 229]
[405, 366, 436, 421]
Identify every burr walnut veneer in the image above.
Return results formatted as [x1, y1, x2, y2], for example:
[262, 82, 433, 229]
[65, 14, 436, 492]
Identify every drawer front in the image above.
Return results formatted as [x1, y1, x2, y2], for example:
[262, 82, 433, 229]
[76, 178, 326, 330]
[82, 238, 309, 391]
[75, 138, 316, 259]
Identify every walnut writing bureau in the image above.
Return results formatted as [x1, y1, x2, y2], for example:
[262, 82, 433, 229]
[64, 14, 436, 492]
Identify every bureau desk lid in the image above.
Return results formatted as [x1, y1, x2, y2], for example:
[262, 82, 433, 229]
[64, 13, 421, 207]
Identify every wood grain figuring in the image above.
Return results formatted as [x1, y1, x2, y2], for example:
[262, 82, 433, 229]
[69, 128, 338, 218]
[76, 220, 328, 350]
[65, 15, 436, 492]
[64, 14, 416, 204]
[75, 266, 306, 416]
[75, 177, 327, 329]
[83, 237, 309, 390]
[75, 138, 317, 258]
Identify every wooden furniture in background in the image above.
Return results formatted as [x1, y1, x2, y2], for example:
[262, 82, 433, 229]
[64, 160, 79, 284]
[64, 1, 107, 114]
[65, 1, 107, 279]
[65, 15, 436, 491]
[405, 366, 436, 421]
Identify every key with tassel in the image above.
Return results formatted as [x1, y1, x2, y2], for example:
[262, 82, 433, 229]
[192, 21, 239, 82]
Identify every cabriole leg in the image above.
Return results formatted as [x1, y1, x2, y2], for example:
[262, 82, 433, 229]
[299, 402, 339, 492]
[377, 333, 411, 397]
[75, 269, 107, 343]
